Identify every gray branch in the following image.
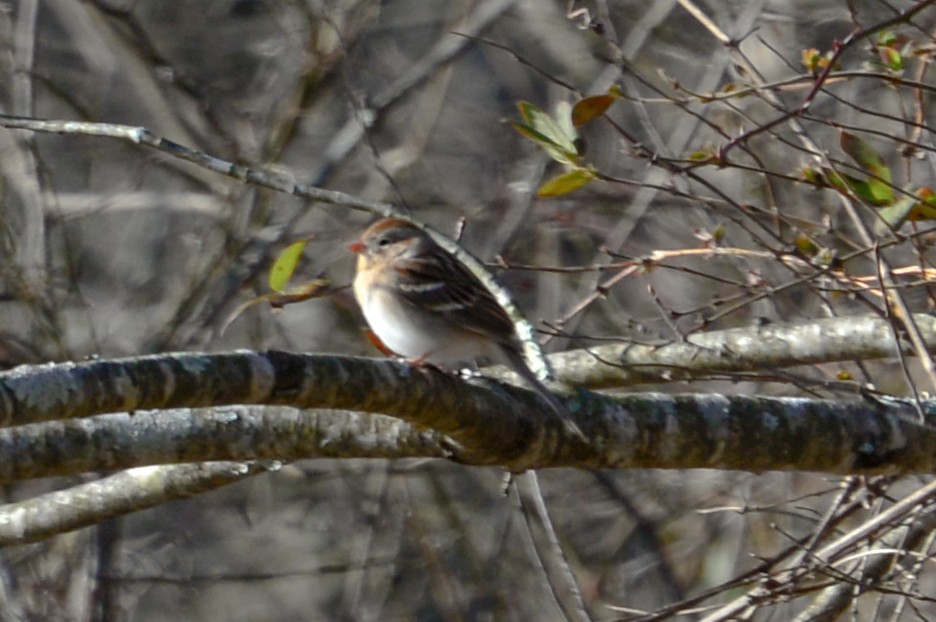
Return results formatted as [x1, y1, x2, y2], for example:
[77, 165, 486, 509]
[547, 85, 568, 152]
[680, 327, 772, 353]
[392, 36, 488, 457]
[0, 360, 934, 479]
[548, 313, 935, 388]
[0, 462, 272, 546]
[0, 312, 932, 547]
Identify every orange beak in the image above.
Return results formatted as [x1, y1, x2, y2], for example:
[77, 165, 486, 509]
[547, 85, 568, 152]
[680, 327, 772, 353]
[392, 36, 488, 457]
[349, 240, 365, 254]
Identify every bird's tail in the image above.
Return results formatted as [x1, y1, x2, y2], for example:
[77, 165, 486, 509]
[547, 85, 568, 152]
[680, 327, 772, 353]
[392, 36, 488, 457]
[500, 347, 587, 442]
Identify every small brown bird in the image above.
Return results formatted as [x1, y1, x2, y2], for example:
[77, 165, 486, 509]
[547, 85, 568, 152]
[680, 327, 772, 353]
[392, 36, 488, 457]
[350, 217, 585, 439]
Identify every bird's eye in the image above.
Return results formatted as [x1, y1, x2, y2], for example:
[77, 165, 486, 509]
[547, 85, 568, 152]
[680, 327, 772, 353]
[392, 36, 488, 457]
[377, 236, 391, 247]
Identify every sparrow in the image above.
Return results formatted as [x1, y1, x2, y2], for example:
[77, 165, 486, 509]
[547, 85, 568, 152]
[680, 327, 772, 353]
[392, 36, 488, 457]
[350, 217, 585, 440]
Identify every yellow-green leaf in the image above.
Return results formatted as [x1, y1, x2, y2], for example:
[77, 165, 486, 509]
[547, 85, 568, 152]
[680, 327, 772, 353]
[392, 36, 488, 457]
[711, 224, 726, 243]
[876, 31, 907, 72]
[802, 47, 826, 74]
[689, 146, 717, 162]
[537, 168, 595, 197]
[800, 166, 823, 186]
[269, 240, 308, 292]
[881, 46, 904, 71]
[794, 234, 819, 257]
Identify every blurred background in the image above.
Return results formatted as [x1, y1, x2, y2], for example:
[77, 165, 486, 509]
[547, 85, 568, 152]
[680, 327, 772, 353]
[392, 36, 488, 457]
[0, 0, 935, 620]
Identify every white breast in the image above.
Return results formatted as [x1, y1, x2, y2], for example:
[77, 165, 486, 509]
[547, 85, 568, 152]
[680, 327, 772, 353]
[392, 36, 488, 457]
[354, 276, 487, 364]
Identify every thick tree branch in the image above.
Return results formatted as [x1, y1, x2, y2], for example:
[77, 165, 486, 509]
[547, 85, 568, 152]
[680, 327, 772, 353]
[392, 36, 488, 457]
[0, 390, 932, 546]
[0, 391, 933, 481]
[0, 314, 934, 478]
[5, 313, 933, 431]
[0, 351, 564, 465]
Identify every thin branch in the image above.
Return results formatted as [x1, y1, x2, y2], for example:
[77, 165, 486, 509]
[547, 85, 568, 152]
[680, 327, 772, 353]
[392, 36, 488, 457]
[0, 462, 274, 546]
[547, 313, 936, 388]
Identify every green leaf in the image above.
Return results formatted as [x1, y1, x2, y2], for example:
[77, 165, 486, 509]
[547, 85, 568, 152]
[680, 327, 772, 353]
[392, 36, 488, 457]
[514, 101, 580, 165]
[269, 240, 308, 292]
[881, 46, 904, 72]
[878, 30, 898, 46]
[554, 101, 576, 142]
[822, 164, 893, 207]
[834, 171, 893, 206]
[875, 31, 906, 72]
[840, 132, 892, 195]
[689, 146, 717, 162]
[800, 165, 823, 186]
[865, 177, 895, 205]
[537, 168, 595, 197]
[512, 122, 563, 153]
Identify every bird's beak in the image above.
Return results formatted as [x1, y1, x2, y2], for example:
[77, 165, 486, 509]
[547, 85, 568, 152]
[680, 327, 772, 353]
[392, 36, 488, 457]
[349, 240, 365, 254]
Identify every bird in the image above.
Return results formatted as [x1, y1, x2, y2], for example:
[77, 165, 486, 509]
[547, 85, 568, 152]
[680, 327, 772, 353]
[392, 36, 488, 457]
[349, 217, 585, 440]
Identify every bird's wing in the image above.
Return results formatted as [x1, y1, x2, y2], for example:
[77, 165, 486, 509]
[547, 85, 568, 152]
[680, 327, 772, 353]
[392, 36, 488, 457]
[393, 253, 516, 341]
